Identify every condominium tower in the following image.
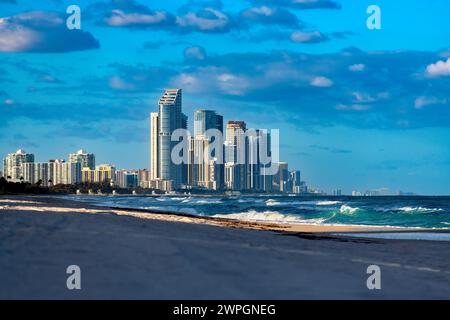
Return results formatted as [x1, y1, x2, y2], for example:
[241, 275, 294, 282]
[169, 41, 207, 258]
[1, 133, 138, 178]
[150, 89, 187, 189]
[3, 149, 34, 181]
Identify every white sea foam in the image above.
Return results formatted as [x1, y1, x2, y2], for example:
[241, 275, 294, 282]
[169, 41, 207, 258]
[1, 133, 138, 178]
[266, 199, 342, 207]
[190, 199, 223, 205]
[316, 201, 342, 206]
[213, 210, 326, 225]
[339, 205, 360, 215]
[265, 199, 281, 206]
[397, 206, 444, 213]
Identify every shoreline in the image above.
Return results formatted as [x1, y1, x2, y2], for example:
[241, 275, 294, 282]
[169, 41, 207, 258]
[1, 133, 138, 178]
[1, 194, 449, 235]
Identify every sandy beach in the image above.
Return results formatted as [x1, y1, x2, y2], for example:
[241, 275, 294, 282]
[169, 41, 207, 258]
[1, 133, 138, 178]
[0, 195, 449, 299]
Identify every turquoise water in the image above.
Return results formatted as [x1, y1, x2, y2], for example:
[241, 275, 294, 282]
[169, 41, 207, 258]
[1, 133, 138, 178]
[64, 195, 450, 229]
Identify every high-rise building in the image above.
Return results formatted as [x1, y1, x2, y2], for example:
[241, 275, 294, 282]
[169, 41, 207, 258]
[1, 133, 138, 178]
[82, 164, 115, 184]
[290, 170, 302, 194]
[225, 121, 247, 191]
[116, 169, 142, 188]
[194, 110, 223, 138]
[3, 149, 34, 181]
[69, 149, 95, 169]
[49, 160, 81, 185]
[275, 162, 289, 192]
[152, 89, 186, 189]
[150, 112, 159, 181]
[138, 169, 150, 188]
[22, 162, 51, 186]
[192, 110, 224, 190]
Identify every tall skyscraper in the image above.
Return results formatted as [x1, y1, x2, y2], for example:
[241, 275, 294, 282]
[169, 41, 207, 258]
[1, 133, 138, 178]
[194, 110, 223, 138]
[154, 89, 187, 189]
[69, 149, 95, 169]
[3, 149, 34, 181]
[150, 112, 159, 180]
[225, 121, 247, 191]
[192, 110, 224, 190]
[275, 162, 289, 192]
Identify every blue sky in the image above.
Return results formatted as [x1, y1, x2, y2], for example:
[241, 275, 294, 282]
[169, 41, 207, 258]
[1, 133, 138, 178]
[0, 0, 449, 194]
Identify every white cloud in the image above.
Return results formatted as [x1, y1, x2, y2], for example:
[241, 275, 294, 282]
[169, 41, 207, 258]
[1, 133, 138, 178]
[0, 11, 99, 53]
[176, 8, 230, 32]
[3, 99, 15, 105]
[414, 96, 447, 109]
[105, 10, 168, 27]
[109, 76, 135, 90]
[349, 63, 365, 72]
[184, 46, 206, 60]
[290, 31, 327, 43]
[310, 76, 333, 87]
[336, 104, 370, 111]
[426, 58, 450, 77]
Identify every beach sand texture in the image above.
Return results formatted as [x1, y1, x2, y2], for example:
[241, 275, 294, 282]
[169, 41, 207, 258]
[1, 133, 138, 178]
[0, 195, 449, 299]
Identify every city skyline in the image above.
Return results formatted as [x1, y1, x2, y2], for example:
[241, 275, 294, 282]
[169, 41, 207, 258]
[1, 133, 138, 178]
[1, 89, 311, 194]
[1, 0, 449, 194]
[0, 86, 446, 195]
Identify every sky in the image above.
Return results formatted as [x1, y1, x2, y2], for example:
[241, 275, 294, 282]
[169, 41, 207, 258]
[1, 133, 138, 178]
[0, 0, 449, 195]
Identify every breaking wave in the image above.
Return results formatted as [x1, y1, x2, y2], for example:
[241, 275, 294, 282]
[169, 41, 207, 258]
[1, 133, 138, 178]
[339, 205, 360, 215]
[213, 210, 327, 225]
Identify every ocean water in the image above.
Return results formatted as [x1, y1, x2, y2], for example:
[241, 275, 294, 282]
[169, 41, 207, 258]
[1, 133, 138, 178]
[63, 195, 450, 229]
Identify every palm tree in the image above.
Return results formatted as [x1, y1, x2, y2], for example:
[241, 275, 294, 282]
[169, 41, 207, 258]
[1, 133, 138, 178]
[7, 175, 11, 181]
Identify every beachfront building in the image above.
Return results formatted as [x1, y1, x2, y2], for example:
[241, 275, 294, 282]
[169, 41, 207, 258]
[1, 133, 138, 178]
[273, 162, 289, 192]
[69, 149, 95, 169]
[81, 164, 116, 184]
[224, 121, 247, 191]
[150, 112, 159, 181]
[3, 149, 34, 181]
[21, 162, 51, 186]
[116, 169, 139, 188]
[49, 160, 82, 185]
[247, 129, 273, 192]
[149, 89, 187, 190]
[191, 110, 224, 190]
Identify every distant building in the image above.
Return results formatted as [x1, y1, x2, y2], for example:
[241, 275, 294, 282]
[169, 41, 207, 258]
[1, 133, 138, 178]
[82, 164, 115, 184]
[150, 89, 187, 190]
[69, 149, 95, 169]
[116, 169, 140, 188]
[274, 162, 289, 192]
[49, 160, 81, 185]
[191, 110, 224, 190]
[150, 112, 159, 181]
[225, 121, 247, 191]
[290, 170, 303, 194]
[3, 149, 34, 181]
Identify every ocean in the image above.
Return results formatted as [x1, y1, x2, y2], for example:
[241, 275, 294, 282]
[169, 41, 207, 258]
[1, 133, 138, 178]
[63, 195, 450, 230]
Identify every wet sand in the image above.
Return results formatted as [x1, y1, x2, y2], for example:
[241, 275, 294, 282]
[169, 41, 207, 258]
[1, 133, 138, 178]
[0, 195, 449, 299]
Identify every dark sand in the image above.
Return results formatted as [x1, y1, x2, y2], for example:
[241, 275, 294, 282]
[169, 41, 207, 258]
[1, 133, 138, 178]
[0, 195, 449, 299]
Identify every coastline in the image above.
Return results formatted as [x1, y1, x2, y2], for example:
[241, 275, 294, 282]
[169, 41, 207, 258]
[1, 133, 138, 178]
[1, 194, 450, 299]
[1, 194, 445, 234]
